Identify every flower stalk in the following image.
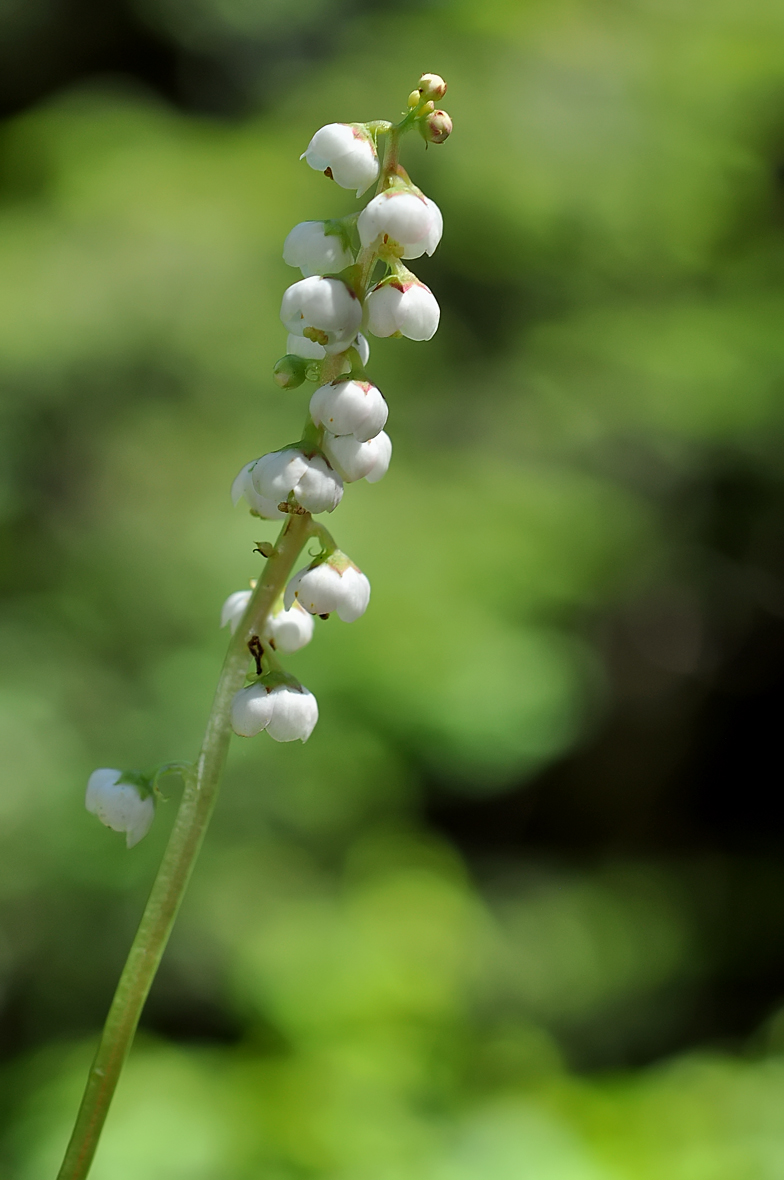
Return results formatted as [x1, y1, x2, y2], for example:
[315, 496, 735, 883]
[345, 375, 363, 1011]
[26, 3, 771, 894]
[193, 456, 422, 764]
[63, 73, 451, 1178]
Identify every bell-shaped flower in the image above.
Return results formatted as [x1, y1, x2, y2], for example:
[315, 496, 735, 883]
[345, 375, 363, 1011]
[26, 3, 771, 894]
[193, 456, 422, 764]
[85, 769, 155, 849]
[310, 379, 388, 442]
[281, 276, 362, 355]
[366, 278, 440, 341]
[301, 123, 379, 196]
[232, 460, 286, 520]
[358, 191, 442, 260]
[285, 550, 370, 622]
[283, 220, 354, 278]
[251, 448, 343, 515]
[265, 601, 314, 653]
[322, 430, 392, 484]
[231, 681, 318, 742]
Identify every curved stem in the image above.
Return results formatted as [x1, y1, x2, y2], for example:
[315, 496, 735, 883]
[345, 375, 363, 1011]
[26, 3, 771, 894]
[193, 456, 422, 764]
[56, 511, 312, 1180]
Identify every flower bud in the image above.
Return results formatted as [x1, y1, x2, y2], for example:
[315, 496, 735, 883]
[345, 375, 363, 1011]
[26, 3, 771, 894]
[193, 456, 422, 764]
[358, 191, 442, 260]
[231, 682, 318, 742]
[366, 278, 440, 341]
[420, 109, 453, 145]
[273, 354, 309, 389]
[232, 460, 287, 520]
[251, 448, 343, 515]
[281, 276, 362, 355]
[322, 430, 392, 484]
[283, 220, 354, 278]
[310, 379, 388, 442]
[407, 90, 421, 108]
[301, 123, 379, 197]
[285, 550, 371, 622]
[418, 73, 447, 101]
[85, 769, 155, 849]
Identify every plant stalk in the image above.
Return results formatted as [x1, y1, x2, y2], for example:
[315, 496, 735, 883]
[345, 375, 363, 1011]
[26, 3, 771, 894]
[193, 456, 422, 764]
[56, 510, 312, 1180]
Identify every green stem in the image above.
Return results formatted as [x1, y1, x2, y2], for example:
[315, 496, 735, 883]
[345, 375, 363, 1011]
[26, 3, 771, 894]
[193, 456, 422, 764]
[55, 510, 312, 1180]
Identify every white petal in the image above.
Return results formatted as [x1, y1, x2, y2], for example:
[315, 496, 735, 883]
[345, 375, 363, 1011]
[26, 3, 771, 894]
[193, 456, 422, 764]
[309, 380, 387, 441]
[221, 590, 252, 633]
[364, 431, 392, 483]
[287, 332, 326, 360]
[265, 685, 319, 742]
[334, 567, 371, 623]
[293, 453, 343, 514]
[322, 432, 379, 482]
[284, 563, 342, 615]
[264, 602, 314, 653]
[231, 683, 274, 738]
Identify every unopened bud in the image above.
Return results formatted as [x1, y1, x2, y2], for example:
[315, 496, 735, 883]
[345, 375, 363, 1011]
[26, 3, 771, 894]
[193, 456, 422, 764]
[418, 73, 447, 101]
[273, 354, 309, 389]
[407, 90, 421, 108]
[420, 109, 453, 145]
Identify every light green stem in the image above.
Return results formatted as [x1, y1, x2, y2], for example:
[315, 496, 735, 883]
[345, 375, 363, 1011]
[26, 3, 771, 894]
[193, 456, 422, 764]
[55, 510, 312, 1180]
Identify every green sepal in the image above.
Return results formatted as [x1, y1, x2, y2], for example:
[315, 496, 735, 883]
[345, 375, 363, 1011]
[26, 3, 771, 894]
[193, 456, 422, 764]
[116, 769, 155, 801]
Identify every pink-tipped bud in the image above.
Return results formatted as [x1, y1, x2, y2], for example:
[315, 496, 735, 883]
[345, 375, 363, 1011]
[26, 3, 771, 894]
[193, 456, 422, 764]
[420, 109, 453, 145]
[418, 73, 447, 101]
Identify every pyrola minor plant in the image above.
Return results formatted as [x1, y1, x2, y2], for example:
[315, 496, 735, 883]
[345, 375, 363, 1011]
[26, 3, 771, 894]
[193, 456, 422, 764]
[58, 74, 452, 1179]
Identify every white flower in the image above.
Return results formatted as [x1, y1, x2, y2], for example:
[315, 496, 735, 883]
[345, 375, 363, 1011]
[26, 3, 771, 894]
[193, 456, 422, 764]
[322, 430, 392, 483]
[283, 221, 354, 278]
[231, 682, 318, 742]
[231, 460, 286, 520]
[301, 123, 379, 196]
[265, 601, 314, 653]
[251, 448, 343, 515]
[366, 278, 440, 341]
[85, 769, 155, 849]
[358, 191, 442, 259]
[221, 589, 251, 634]
[285, 551, 370, 622]
[310, 379, 388, 442]
[355, 332, 370, 366]
[281, 276, 362, 355]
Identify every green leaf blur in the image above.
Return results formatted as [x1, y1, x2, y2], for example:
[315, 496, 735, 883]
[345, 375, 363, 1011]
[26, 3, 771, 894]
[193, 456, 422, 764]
[1, 1, 784, 1176]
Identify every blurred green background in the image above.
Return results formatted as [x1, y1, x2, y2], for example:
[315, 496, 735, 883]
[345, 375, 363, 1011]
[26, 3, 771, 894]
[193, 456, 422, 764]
[2, 0, 784, 1176]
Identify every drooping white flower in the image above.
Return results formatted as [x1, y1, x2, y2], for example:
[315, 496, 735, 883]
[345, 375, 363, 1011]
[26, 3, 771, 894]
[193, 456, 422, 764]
[287, 332, 326, 361]
[358, 191, 442, 260]
[310, 379, 388, 442]
[85, 769, 155, 849]
[322, 430, 392, 483]
[251, 448, 343, 515]
[366, 278, 440, 341]
[265, 601, 314, 653]
[221, 589, 252, 634]
[231, 460, 286, 520]
[231, 682, 318, 742]
[301, 123, 379, 196]
[285, 551, 371, 622]
[281, 276, 362, 355]
[283, 221, 354, 278]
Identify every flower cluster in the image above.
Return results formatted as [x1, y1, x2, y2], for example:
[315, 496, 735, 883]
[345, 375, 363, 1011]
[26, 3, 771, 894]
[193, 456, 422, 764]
[85, 75, 451, 844]
[223, 73, 451, 751]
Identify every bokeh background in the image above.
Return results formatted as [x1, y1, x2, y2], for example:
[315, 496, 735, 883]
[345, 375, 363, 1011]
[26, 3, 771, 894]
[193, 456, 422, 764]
[2, 0, 784, 1176]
